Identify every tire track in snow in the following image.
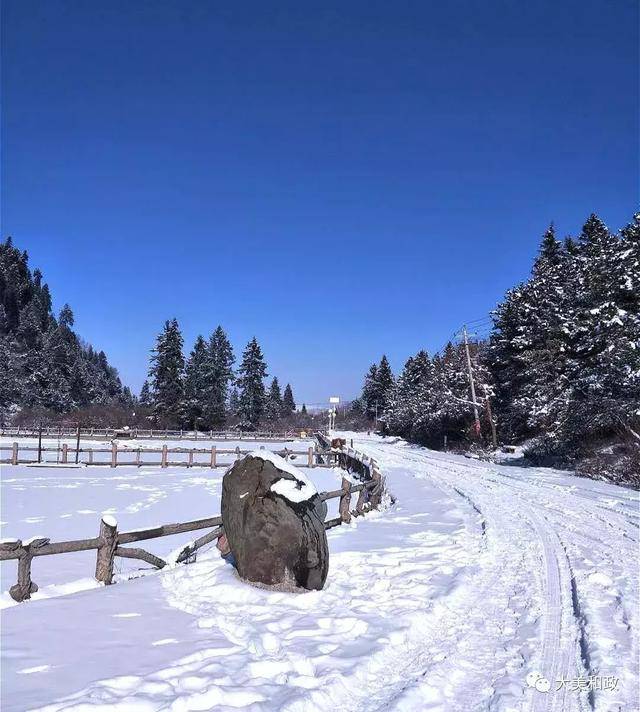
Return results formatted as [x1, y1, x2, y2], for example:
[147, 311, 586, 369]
[351, 438, 599, 712]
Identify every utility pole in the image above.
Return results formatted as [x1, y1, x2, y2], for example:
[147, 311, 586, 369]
[462, 325, 482, 438]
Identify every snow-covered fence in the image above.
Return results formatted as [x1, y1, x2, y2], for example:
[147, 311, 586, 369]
[0, 426, 306, 442]
[313, 432, 386, 517]
[0, 443, 328, 468]
[0, 446, 384, 602]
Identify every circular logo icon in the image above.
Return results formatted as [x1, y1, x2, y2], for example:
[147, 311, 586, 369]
[535, 677, 551, 693]
[526, 671, 542, 688]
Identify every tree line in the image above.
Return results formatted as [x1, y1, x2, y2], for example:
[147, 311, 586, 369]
[141, 318, 299, 430]
[0, 237, 132, 420]
[355, 213, 639, 481]
[0, 237, 302, 430]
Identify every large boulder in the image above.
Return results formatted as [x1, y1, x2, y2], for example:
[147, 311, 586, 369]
[222, 450, 329, 590]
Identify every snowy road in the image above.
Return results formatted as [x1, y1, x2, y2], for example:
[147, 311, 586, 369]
[1, 435, 637, 711]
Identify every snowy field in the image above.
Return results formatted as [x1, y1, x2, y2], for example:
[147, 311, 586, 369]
[1, 433, 638, 711]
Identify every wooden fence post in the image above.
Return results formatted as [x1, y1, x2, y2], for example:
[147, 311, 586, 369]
[11, 442, 18, 465]
[308, 446, 314, 468]
[188, 451, 194, 468]
[9, 538, 49, 602]
[161, 444, 168, 467]
[88, 448, 93, 464]
[111, 442, 118, 468]
[235, 446, 241, 460]
[135, 449, 141, 467]
[354, 486, 367, 516]
[210, 446, 217, 468]
[95, 516, 118, 585]
[339, 477, 352, 524]
[369, 469, 383, 509]
[61, 443, 68, 464]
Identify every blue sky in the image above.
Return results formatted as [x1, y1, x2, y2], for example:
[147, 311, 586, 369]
[2, 0, 638, 405]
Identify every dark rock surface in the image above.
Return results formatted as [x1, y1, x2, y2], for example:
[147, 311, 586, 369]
[221, 451, 329, 590]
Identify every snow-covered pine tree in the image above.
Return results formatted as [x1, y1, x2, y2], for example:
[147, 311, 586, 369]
[228, 386, 240, 419]
[0, 237, 126, 415]
[202, 326, 235, 428]
[361, 363, 379, 419]
[561, 214, 640, 448]
[385, 351, 433, 438]
[376, 355, 394, 411]
[362, 356, 394, 422]
[139, 380, 152, 407]
[236, 337, 268, 427]
[265, 377, 283, 422]
[148, 319, 185, 426]
[182, 335, 208, 428]
[516, 225, 574, 439]
[282, 383, 296, 416]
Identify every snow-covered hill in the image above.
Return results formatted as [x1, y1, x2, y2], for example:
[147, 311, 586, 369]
[1, 434, 637, 711]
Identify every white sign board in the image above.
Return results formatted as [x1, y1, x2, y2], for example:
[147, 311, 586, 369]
[329, 396, 340, 404]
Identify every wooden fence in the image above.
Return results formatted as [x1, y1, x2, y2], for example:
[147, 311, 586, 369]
[0, 426, 309, 442]
[1, 443, 337, 468]
[0, 435, 385, 602]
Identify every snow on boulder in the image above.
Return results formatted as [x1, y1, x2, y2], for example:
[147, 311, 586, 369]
[222, 450, 328, 591]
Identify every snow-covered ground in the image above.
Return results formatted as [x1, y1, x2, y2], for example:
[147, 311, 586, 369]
[1, 433, 638, 711]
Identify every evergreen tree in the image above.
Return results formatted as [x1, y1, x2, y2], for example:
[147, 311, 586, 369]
[182, 335, 208, 428]
[148, 319, 185, 426]
[139, 380, 152, 407]
[204, 326, 235, 427]
[266, 377, 283, 421]
[0, 237, 125, 414]
[361, 363, 379, 419]
[560, 215, 640, 446]
[361, 356, 394, 420]
[376, 355, 395, 411]
[228, 386, 240, 418]
[282, 383, 296, 416]
[236, 337, 268, 427]
[301, 403, 308, 415]
[385, 350, 434, 438]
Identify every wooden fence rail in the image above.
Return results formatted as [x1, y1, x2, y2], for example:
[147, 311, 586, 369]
[0, 426, 313, 442]
[0, 435, 386, 602]
[0, 443, 332, 469]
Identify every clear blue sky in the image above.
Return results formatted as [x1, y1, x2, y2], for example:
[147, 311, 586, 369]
[2, 1, 638, 405]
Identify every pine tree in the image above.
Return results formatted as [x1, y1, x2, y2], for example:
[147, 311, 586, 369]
[361, 363, 379, 419]
[361, 356, 394, 421]
[376, 355, 394, 411]
[282, 383, 296, 416]
[139, 380, 152, 407]
[386, 350, 434, 439]
[561, 215, 640, 446]
[204, 326, 235, 428]
[0, 236, 125, 413]
[148, 319, 185, 426]
[236, 337, 268, 427]
[228, 386, 239, 418]
[182, 335, 208, 428]
[265, 377, 283, 422]
[301, 403, 308, 415]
